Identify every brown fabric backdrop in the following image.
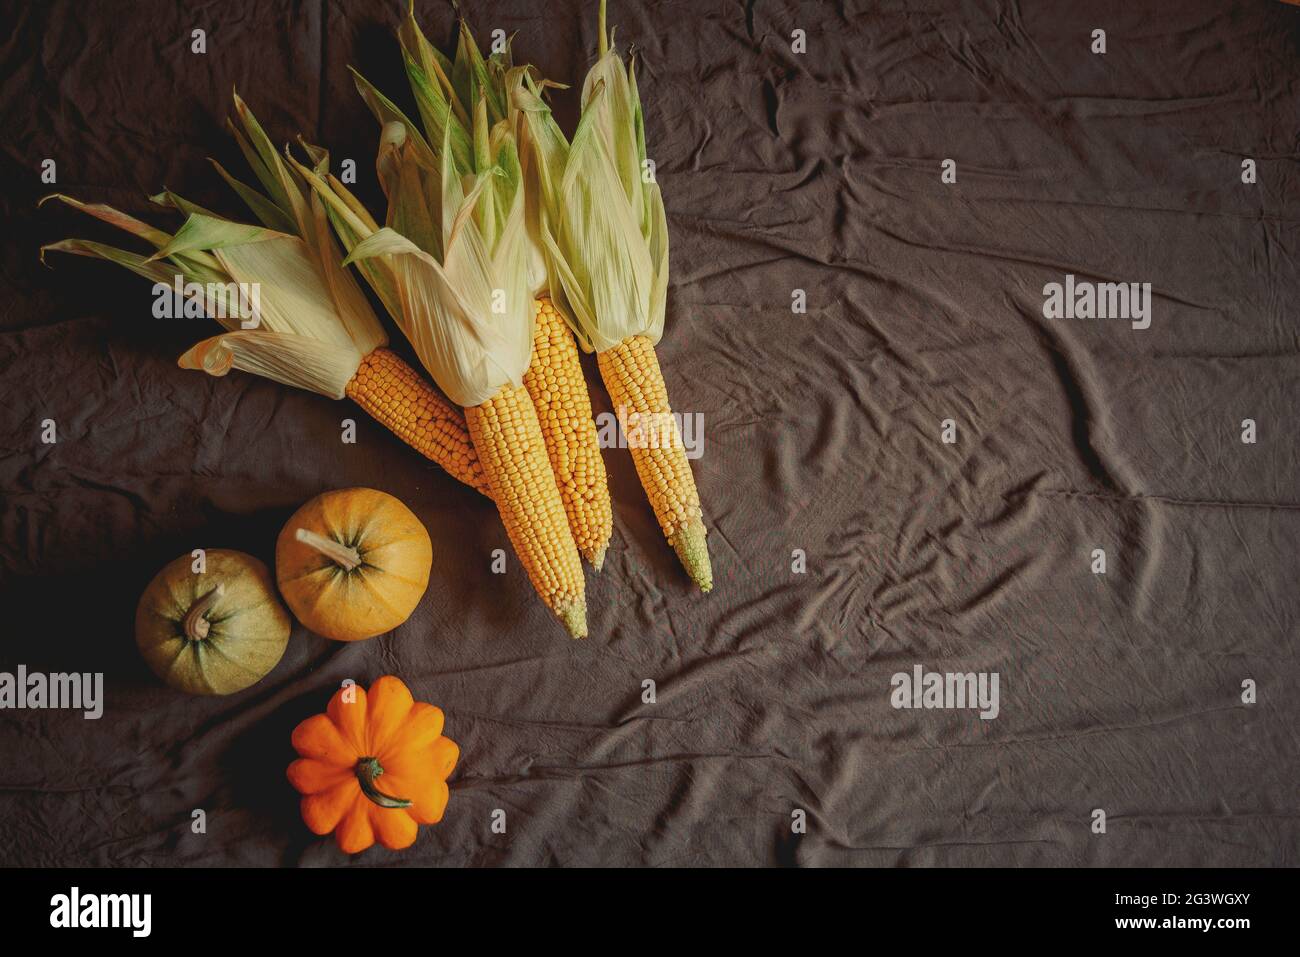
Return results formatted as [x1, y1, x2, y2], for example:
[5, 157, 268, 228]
[1, 0, 1298, 866]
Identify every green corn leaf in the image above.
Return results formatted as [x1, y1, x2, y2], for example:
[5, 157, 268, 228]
[148, 189, 222, 221]
[206, 161, 299, 234]
[40, 193, 172, 249]
[147, 213, 283, 263]
[378, 123, 442, 259]
[398, 1, 461, 119]
[286, 146, 405, 322]
[450, 21, 479, 120]
[296, 138, 330, 174]
[40, 238, 181, 287]
[401, 49, 474, 172]
[40, 193, 229, 289]
[230, 93, 308, 231]
[350, 66, 441, 171]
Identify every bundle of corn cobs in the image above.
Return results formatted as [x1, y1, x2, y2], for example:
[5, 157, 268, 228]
[41, 0, 710, 639]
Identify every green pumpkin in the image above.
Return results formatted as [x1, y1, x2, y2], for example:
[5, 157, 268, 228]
[135, 549, 290, 695]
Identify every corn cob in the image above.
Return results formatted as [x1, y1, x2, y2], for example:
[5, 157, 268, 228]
[346, 348, 490, 496]
[295, 20, 591, 637]
[523, 297, 612, 568]
[513, 1, 713, 590]
[464, 383, 587, 637]
[597, 335, 711, 590]
[385, 10, 611, 567]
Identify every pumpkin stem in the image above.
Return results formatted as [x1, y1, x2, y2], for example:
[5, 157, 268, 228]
[295, 528, 362, 572]
[182, 583, 226, 641]
[355, 756, 412, 809]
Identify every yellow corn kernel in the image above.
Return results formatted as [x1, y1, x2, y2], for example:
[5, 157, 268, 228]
[465, 383, 588, 638]
[523, 298, 613, 569]
[346, 348, 491, 497]
[597, 335, 712, 591]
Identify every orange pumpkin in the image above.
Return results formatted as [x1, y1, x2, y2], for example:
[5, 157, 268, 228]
[287, 676, 459, 853]
[276, 487, 432, 642]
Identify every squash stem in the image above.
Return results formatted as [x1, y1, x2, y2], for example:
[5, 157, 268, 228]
[295, 528, 362, 572]
[182, 583, 225, 641]
[355, 756, 412, 809]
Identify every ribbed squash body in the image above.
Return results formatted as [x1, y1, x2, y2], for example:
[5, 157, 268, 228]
[275, 487, 433, 642]
[523, 298, 612, 569]
[597, 335, 712, 591]
[135, 549, 291, 695]
[287, 675, 459, 854]
[464, 383, 587, 638]
[346, 348, 490, 497]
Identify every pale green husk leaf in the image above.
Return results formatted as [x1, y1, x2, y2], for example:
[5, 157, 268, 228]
[313, 14, 536, 407]
[179, 330, 364, 398]
[39, 96, 390, 398]
[513, 16, 669, 352]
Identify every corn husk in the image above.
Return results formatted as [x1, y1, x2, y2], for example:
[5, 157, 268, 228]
[512, 0, 669, 354]
[40, 95, 386, 399]
[394, 9, 566, 301]
[293, 12, 535, 409]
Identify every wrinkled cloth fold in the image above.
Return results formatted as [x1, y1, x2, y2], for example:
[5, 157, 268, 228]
[1, 0, 1297, 866]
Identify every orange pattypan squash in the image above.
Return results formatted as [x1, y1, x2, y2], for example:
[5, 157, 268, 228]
[287, 675, 459, 853]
